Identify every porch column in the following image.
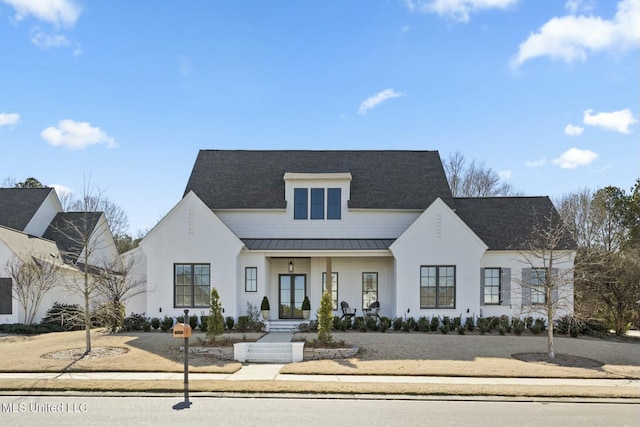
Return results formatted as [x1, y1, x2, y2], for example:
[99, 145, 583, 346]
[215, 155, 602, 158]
[325, 257, 332, 294]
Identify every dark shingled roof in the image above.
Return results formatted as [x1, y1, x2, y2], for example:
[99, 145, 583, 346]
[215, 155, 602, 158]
[454, 197, 577, 251]
[184, 150, 454, 210]
[0, 188, 55, 231]
[242, 238, 395, 251]
[42, 212, 103, 264]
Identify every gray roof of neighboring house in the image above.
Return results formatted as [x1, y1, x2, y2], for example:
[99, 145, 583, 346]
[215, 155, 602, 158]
[242, 238, 395, 251]
[184, 150, 454, 210]
[454, 197, 577, 251]
[42, 212, 103, 264]
[0, 188, 54, 231]
[0, 225, 61, 261]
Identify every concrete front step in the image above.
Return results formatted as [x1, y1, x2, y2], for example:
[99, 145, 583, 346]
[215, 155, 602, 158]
[266, 320, 309, 332]
[234, 342, 305, 363]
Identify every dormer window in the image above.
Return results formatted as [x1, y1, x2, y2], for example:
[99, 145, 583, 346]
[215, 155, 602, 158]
[285, 172, 350, 221]
[293, 187, 342, 220]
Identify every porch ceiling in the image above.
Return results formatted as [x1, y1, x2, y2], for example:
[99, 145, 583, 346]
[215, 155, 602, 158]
[242, 238, 395, 251]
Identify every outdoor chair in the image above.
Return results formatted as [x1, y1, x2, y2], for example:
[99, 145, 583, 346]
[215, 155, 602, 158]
[340, 301, 357, 320]
[364, 301, 381, 320]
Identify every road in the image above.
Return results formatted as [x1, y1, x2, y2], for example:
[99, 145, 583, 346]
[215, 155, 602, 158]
[1, 395, 638, 427]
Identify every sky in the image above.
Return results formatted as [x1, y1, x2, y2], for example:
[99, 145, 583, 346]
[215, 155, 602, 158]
[0, 0, 638, 235]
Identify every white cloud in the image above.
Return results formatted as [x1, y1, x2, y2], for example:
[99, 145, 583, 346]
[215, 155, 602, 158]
[31, 30, 69, 49]
[403, 0, 519, 23]
[511, 0, 640, 68]
[41, 119, 117, 150]
[0, 112, 20, 126]
[1, 0, 81, 27]
[525, 158, 546, 167]
[552, 148, 598, 169]
[51, 183, 72, 196]
[565, 0, 594, 15]
[564, 124, 584, 136]
[583, 108, 637, 134]
[358, 89, 404, 115]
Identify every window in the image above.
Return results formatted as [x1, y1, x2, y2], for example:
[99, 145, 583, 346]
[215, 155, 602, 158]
[327, 188, 341, 219]
[0, 278, 11, 315]
[293, 187, 342, 220]
[483, 268, 501, 305]
[322, 272, 338, 310]
[530, 268, 546, 305]
[420, 266, 455, 309]
[174, 264, 210, 308]
[362, 272, 378, 310]
[245, 267, 257, 292]
[311, 188, 325, 219]
[294, 188, 308, 219]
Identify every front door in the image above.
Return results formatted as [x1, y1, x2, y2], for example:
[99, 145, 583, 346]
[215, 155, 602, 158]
[279, 274, 306, 319]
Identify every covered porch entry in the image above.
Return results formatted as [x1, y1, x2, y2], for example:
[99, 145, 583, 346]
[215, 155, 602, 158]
[241, 238, 396, 322]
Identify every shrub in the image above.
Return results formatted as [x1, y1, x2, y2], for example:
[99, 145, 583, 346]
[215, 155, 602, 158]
[225, 316, 235, 330]
[512, 318, 525, 336]
[143, 320, 151, 332]
[529, 323, 542, 335]
[333, 316, 341, 330]
[392, 317, 404, 331]
[429, 316, 440, 332]
[206, 288, 225, 340]
[160, 315, 174, 332]
[302, 296, 311, 311]
[403, 317, 416, 332]
[187, 315, 198, 330]
[525, 317, 533, 330]
[580, 318, 609, 338]
[123, 313, 147, 332]
[379, 316, 391, 332]
[339, 317, 352, 331]
[41, 302, 85, 331]
[199, 315, 209, 332]
[365, 316, 378, 331]
[499, 315, 512, 333]
[150, 317, 160, 330]
[236, 316, 251, 332]
[417, 316, 430, 332]
[465, 316, 475, 332]
[261, 296, 270, 311]
[439, 324, 449, 334]
[1, 323, 63, 335]
[497, 326, 506, 336]
[353, 316, 366, 332]
[317, 291, 334, 344]
[457, 325, 465, 335]
[534, 318, 546, 332]
[452, 316, 462, 330]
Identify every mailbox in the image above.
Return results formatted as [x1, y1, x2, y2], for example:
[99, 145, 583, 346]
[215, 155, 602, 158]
[173, 323, 192, 338]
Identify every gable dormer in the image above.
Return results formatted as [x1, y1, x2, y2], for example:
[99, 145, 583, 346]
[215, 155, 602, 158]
[284, 173, 351, 221]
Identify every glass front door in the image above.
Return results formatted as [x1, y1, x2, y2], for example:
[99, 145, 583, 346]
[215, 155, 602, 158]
[279, 274, 306, 319]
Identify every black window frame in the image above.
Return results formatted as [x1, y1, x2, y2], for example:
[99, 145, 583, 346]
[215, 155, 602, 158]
[174, 263, 210, 308]
[327, 188, 341, 219]
[294, 188, 308, 220]
[0, 278, 12, 315]
[362, 272, 378, 310]
[420, 265, 456, 309]
[245, 266, 257, 293]
[310, 188, 325, 220]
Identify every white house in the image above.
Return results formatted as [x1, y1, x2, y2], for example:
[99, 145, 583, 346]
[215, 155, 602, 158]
[0, 188, 119, 324]
[134, 150, 576, 324]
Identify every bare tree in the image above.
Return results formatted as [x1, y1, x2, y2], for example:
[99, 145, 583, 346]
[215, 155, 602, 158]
[517, 210, 576, 359]
[94, 256, 146, 333]
[6, 254, 60, 324]
[65, 193, 130, 240]
[48, 181, 118, 354]
[443, 151, 519, 197]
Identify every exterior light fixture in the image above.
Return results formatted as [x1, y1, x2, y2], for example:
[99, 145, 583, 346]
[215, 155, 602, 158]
[288, 259, 294, 272]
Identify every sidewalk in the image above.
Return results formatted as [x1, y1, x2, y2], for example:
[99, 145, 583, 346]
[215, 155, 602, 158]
[0, 364, 638, 389]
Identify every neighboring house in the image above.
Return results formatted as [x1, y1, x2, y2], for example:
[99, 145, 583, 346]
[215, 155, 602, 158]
[0, 188, 118, 324]
[136, 150, 576, 324]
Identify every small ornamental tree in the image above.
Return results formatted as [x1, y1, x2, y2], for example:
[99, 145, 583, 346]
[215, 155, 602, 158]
[206, 287, 225, 340]
[317, 291, 333, 344]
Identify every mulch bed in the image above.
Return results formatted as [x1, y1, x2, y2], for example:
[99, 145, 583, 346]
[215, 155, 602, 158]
[42, 347, 129, 360]
[512, 353, 604, 369]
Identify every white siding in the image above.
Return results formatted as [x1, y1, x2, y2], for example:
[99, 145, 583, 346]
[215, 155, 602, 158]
[216, 209, 420, 239]
[140, 192, 245, 321]
[391, 198, 487, 320]
[24, 190, 62, 237]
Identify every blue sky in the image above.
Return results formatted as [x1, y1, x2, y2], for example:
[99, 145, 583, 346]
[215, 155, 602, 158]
[0, 0, 638, 235]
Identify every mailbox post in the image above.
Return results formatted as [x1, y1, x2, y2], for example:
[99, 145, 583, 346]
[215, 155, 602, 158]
[173, 309, 192, 407]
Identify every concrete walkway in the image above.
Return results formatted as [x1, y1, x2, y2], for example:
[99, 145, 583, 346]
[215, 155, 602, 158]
[0, 367, 638, 389]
